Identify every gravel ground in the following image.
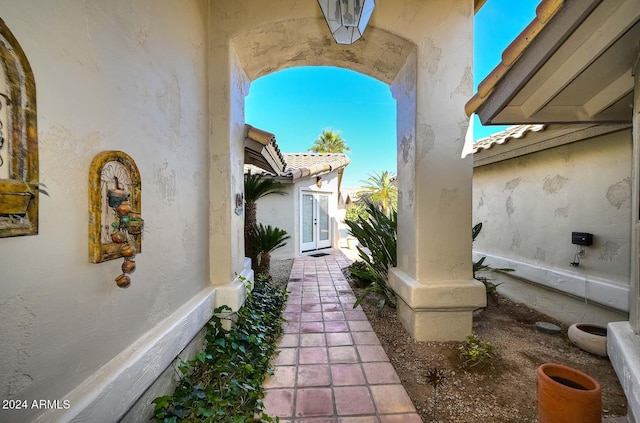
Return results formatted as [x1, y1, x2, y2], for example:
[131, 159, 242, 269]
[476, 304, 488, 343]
[268, 258, 293, 289]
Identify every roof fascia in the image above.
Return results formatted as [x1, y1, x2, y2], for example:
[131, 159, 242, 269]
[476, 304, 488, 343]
[476, 0, 601, 125]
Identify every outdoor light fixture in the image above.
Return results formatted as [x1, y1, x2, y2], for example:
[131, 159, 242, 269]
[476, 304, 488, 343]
[317, 0, 375, 45]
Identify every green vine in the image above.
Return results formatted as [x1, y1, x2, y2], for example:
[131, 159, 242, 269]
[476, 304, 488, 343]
[151, 274, 287, 422]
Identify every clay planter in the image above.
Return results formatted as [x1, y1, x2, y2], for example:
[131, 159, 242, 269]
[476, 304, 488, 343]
[111, 231, 127, 244]
[120, 243, 136, 257]
[115, 274, 131, 288]
[568, 323, 607, 357]
[537, 363, 602, 423]
[116, 201, 131, 216]
[121, 259, 136, 274]
[126, 218, 144, 235]
[107, 189, 128, 207]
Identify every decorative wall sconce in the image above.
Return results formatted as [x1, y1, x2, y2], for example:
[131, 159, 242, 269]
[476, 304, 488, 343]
[235, 193, 244, 216]
[316, 176, 323, 188]
[317, 0, 375, 45]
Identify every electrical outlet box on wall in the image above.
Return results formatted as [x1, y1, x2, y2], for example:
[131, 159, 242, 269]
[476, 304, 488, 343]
[572, 232, 593, 246]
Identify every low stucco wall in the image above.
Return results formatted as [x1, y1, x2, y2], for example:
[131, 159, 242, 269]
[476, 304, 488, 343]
[473, 127, 632, 314]
[0, 1, 213, 421]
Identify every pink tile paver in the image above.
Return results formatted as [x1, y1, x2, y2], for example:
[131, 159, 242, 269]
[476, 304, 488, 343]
[334, 386, 375, 415]
[262, 251, 420, 422]
[296, 388, 334, 417]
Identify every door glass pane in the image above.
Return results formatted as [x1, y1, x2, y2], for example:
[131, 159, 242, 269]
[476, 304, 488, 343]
[302, 194, 314, 243]
[318, 195, 329, 241]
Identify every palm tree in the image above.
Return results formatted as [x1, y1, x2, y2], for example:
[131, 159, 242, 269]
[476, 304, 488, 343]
[244, 173, 287, 269]
[249, 223, 290, 276]
[308, 129, 350, 154]
[358, 171, 397, 215]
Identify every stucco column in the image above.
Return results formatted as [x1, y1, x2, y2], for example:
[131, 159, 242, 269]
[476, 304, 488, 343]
[632, 58, 640, 334]
[388, 2, 486, 342]
[208, 12, 253, 310]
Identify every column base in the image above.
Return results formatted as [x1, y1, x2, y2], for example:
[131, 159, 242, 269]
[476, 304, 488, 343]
[213, 258, 254, 311]
[389, 267, 486, 342]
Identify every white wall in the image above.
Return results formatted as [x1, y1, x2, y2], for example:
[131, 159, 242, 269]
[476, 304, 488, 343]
[256, 170, 341, 259]
[473, 128, 632, 313]
[0, 1, 210, 421]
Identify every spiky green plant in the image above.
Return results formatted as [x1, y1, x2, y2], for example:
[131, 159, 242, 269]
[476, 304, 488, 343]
[345, 199, 397, 310]
[472, 222, 513, 293]
[244, 173, 287, 269]
[249, 223, 290, 276]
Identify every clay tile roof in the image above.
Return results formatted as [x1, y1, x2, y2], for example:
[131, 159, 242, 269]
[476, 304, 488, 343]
[472, 124, 546, 153]
[282, 153, 350, 180]
[465, 0, 565, 116]
[244, 124, 287, 175]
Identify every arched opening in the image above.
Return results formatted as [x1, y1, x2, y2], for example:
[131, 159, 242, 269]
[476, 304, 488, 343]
[244, 65, 398, 257]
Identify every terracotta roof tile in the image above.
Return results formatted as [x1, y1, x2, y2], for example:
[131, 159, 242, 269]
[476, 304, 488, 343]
[283, 153, 350, 180]
[465, 0, 565, 116]
[472, 124, 546, 153]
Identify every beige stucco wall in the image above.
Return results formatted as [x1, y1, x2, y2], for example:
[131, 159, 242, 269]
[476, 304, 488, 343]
[473, 128, 632, 313]
[0, 1, 210, 421]
[256, 170, 341, 260]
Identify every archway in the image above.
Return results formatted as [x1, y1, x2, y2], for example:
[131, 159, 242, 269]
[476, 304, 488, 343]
[209, 4, 485, 341]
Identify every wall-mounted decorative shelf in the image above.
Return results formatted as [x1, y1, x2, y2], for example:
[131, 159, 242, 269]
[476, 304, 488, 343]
[89, 151, 142, 265]
[0, 18, 39, 238]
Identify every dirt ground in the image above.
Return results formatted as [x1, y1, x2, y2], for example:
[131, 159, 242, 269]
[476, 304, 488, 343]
[269, 258, 627, 422]
[349, 277, 628, 422]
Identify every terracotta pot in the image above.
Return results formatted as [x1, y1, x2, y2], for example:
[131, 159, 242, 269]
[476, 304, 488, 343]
[115, 274, 131, 288]
[537, 363, 601, 423]
[120, 243, 136, 257]
[116, 201, 131, 216]
[121, 259, 136, 274]
[111, 231, 127, 244]
[126, 218, 144, 235]
[568, 323, 607, 357]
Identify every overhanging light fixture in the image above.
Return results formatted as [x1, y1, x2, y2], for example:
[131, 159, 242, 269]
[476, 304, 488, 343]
[317, 0, 375, 45]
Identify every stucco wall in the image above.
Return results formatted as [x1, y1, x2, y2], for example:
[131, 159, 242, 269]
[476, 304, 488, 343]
[256, 170, 341, 259]
[473, 128, 632, 312]
[0, 1, 209, 421]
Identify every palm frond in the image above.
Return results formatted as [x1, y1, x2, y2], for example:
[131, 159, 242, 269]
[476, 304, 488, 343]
[244, 173, 287, 203]
[249, 223, 290, 254]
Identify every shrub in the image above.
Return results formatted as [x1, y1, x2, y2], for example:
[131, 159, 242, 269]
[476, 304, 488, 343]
[458, 334, 496, 368]
[345, 200, 397, 310]
[345, 203, 368, 222]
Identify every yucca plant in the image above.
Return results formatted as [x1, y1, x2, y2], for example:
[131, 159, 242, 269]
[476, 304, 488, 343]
[472, 222, 513, 293]
[249, 223, 290, 277]
[345, 199, 397, 310]
[244, 173, 287, 270]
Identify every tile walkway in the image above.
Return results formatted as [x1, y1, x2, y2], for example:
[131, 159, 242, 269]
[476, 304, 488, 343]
[262, 250, 422, 422]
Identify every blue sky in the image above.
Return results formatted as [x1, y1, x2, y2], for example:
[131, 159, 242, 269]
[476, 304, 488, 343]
[245, 0, 539, 187]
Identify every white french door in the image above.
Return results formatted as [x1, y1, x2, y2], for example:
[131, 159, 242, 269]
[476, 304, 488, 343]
[300, 191, 331, 252]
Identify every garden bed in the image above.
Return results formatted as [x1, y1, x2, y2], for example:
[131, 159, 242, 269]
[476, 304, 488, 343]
[347, 272, 628, 422]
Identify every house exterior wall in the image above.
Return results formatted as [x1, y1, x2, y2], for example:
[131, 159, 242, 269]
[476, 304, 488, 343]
[473, 128, 632, 314]
[0, 1, 214, 422]
[256, 170, 341, 259]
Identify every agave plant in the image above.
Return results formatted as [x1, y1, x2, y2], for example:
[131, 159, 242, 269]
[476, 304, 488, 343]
[249, 223, 290, 277]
